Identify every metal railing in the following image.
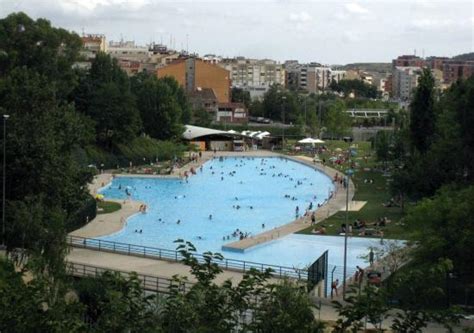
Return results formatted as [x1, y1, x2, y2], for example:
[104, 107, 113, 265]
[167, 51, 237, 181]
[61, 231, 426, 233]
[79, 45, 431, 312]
[67, 261, 193, 294]
[67, 235, 307, 280]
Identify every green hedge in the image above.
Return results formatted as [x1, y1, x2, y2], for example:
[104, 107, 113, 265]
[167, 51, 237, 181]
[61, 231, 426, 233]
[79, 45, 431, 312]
[66, 194, 97, 232]
[80, 137, 186, 169]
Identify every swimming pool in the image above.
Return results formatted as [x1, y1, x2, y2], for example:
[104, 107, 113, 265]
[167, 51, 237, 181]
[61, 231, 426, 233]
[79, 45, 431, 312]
[98, 157, 378, 273]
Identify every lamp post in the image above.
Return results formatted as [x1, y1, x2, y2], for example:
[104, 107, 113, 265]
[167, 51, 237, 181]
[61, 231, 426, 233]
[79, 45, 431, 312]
[2, 114, 9, 249]
[281, 96, 286, 148]
[342, 166, 354, 299]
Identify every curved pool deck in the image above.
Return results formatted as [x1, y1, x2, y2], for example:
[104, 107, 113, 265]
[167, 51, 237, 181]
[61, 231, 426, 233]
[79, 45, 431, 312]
[73, 151, 354, 250]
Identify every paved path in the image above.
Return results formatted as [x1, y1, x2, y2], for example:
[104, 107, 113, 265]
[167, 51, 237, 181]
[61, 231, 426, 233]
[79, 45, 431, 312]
[66, 247, 280, 286]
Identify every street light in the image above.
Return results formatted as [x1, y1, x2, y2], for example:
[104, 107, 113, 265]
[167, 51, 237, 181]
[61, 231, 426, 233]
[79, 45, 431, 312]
[281, 96, 286, 148]
[342, 166, 354, 299]
[1, 114, 9, 249]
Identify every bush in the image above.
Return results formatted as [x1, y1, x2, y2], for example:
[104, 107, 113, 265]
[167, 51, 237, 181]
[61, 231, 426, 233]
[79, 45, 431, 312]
[66, 194, 96, 232]
[83, 137, 186, 169]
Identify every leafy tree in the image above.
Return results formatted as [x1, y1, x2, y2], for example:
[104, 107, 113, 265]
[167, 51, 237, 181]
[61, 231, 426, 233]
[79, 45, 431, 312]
[75, 271, 158, 332]
[0, 68, 93, 266]
[374, 130, 391, 167]
[0, 12, 83, 99]
[75, 52, 141, 149]
[405, 186, 474, 283]
[248, 99, 264, 117]
[192, 108, 213, 127]
[323, 99, 351, 139]
[131, 73, 185, 140]
[409, 68, 436, 154]
[332, 285, 388, 332]
[252, 279, 324, 333]
[231, 87, 251, 108]
[329, 79, 378, 99]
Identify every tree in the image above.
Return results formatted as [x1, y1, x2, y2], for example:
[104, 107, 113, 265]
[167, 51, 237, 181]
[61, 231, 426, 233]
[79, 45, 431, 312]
[409, 68, 436, 154]
[329, 79, 378, 99]
[0, 12, 83, 100]
[332, 285, 388, 332]
[75, 52, 141, 149]
[405, 186, 474, 283]
[231, 87, 251, 108]
[374, 130, 391, 167]
[323, 100, 351, 139]
[192, 108, 213, 127]
[131, 73, 185, 140]
[252, 279, 324, 333]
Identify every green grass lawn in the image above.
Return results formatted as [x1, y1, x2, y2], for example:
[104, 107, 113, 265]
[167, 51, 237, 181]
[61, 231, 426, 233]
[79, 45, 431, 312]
[97, 201, 122, 214]
[293, 140, 407, 240]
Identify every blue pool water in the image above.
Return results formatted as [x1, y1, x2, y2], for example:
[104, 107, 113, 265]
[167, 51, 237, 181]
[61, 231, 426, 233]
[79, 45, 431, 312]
[98, 157, 380, 272]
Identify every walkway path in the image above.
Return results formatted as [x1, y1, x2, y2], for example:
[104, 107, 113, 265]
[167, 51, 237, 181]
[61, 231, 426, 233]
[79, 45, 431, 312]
[66, 247, 280, 286]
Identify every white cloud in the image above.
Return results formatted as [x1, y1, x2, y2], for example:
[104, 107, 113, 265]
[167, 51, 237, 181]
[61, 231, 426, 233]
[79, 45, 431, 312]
[345, 2, 369, 14]
[288, 11, 312, 22]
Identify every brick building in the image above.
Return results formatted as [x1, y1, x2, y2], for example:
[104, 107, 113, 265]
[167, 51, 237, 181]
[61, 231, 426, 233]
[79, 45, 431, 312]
[157, 58, 230, 103]
[443, 61, 474, 84]
[216, 102, 248, 124]
[392, 55, 425, 68]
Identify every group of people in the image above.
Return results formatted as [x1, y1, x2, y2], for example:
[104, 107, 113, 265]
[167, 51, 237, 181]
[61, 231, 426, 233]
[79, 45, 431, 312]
[223, 228, 251, 241]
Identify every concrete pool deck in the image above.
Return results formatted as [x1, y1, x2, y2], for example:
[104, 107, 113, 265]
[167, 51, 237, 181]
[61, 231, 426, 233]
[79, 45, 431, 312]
[72, 151, 355, 249]
[66, 247, 281, 285]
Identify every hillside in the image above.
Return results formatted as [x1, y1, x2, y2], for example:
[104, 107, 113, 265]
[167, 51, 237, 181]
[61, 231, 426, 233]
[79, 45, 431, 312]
[342, 62, 392, 73]
[452, 52, 474, 61]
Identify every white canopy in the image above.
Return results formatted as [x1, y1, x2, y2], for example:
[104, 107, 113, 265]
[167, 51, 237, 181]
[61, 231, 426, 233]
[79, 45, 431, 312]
[298, 138, 325, 144]
[183, 125, 238, 140]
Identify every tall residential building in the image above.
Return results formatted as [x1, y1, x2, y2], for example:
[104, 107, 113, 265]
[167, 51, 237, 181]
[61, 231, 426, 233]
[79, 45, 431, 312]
[157, 58, 231, 103]
[392, 55, 425, 68]
[443, 61, 474, 84]
[80, 34, 107, 62]
[219, 57, 285, 99]
[285, 62, 345, 93]
[392, 66, 422, 101]
[108, 40, 149, 62]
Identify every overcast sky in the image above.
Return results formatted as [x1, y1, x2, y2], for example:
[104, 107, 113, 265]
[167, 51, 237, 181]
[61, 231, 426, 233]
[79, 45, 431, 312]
[1, 0, 473, 64]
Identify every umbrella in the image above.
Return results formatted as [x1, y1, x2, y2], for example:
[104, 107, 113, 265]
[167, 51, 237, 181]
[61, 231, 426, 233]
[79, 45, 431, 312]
[298, 138, 321, 144]
[334, 148, 343, 152]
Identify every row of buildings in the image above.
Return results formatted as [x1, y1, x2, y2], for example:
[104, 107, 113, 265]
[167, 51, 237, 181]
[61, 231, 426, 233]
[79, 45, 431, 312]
[390, 55, 474, 100]
[79, 34, 474, 121]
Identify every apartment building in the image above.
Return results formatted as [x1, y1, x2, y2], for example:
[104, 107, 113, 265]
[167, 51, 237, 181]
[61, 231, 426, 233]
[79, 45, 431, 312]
[219, 57, 285, 99]
[157, 58, 231, 103]
[392, 55, 425, 68]
[80, 34, 107, 62]
[285, 62, 345, 93]
[392, 66, 422, 101]
[108, 40, 149, 62]
[443, 61, 474, 84]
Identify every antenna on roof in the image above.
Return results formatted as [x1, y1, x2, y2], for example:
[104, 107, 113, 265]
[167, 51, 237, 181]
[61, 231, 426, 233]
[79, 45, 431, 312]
[186, 34, 189, 53]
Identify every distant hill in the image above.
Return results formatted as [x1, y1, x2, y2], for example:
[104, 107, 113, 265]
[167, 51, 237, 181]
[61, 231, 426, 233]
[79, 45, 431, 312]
[452, 52, 474, 61]
[342, 63, 391, 73]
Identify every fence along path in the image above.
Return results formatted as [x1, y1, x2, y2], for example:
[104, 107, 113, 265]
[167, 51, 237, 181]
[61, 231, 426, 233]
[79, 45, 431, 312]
[67, 235, 307, 280]
[67, 261, 193, 294]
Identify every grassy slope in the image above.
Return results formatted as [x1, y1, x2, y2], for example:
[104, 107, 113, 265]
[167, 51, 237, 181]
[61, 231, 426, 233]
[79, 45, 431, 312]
[291, 140, 406, 239]
[97, 201, 121, 215]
